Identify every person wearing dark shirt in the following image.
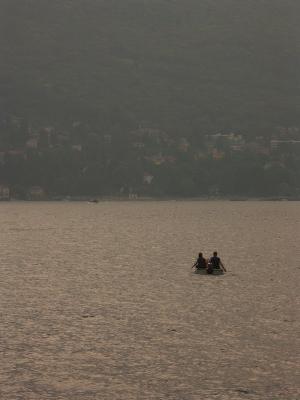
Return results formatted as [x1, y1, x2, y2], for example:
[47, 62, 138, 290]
[192, 252, 207, 270]
[208, 251, 226, 273]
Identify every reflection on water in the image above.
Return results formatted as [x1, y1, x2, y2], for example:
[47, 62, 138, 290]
[0, 201, 299, 399]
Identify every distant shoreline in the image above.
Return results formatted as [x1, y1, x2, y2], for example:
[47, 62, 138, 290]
[2, 196, 300, 202]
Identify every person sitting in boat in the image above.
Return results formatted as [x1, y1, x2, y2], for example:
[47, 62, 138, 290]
[192, 252, 207, 270]
[207, 251, 226, 273]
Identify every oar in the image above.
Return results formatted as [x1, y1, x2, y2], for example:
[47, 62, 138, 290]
[220, 261, 227, 272]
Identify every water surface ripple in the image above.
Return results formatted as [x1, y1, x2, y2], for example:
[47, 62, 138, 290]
[0, 201, 299, 399]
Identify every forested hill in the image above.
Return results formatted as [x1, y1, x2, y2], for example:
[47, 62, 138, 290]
[1, 0, 299, 135]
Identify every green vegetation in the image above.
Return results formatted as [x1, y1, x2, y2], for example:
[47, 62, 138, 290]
[0, 1, 299, 198]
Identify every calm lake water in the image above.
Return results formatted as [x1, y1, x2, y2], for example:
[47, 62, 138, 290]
[0, 201, 299, 400]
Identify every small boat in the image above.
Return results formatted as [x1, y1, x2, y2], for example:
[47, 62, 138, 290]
[88, 199, 99, 203]
[210, 268, 224, 275]
[194, 268, 224, 276]
[194, 268, 207, 275]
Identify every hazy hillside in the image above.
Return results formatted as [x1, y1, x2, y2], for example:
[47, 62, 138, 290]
[1, 0, 299, 134]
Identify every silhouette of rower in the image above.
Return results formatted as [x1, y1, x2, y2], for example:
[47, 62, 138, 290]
[192, 252, 207, 270]
[207, 251, 226, 273]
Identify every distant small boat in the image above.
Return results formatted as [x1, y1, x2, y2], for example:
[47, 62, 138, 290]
[89, 199, 99, 203]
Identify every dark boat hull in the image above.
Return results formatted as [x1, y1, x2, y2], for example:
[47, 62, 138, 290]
[194, 268, 224, 275]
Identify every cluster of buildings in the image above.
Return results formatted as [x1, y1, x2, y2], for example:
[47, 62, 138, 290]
[0, 114, 299, 198]
[131, 125, 300, 165]
[0, 185, 46, 201]
[203, 128, 300, 160]
[127, 126, 300, 191]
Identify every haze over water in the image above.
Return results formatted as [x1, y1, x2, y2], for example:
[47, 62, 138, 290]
[0, 201, 299, 400]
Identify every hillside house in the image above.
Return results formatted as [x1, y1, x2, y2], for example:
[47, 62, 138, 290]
[165, 156, 176, 163]
[27, 186, 46, 200]
[133, 142, 145, 149]
[0, 185, 10, 200]
[206, 132, 245, 152]
[145, 154, 165, 165]
[71, 144, 82, 152]
[143, 173, 154, 185]
[212, 149, 225, 160]
[178, 138, 190, 152]
[271, 140, 300, 151]
[7, 150, 27, 160]
[10, 116, 23, 128]
[247, 142, 270, 156]
[26, 137, 38, 149]
[230, 144, 245, 152]
[131, 127, 169, 144]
